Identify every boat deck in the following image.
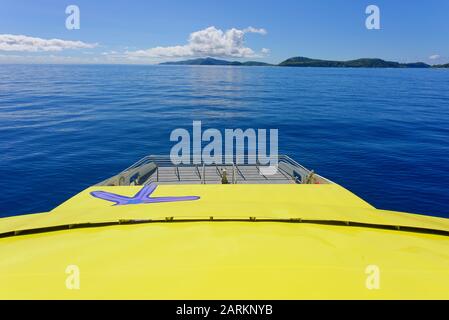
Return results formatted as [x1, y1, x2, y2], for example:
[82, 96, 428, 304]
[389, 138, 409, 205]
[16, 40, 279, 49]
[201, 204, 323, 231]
[97, 155, 332, 186]
[145, 164, 296, 185]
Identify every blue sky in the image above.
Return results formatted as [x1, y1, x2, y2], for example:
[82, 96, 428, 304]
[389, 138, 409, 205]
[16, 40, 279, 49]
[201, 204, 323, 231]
[0, 0, 448, 64]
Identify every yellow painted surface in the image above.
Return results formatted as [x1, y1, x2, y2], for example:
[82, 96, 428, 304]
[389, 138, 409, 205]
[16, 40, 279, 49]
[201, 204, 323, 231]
[1, 223, 449, 299]
[1, 184, 449, 299]
[1, 184, 449, 234]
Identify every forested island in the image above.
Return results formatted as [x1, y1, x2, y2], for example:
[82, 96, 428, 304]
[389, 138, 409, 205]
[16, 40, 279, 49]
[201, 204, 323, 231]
[160, 57, 449, 68]
[433, 63, 449, 68]
[160, 57, 272, 66]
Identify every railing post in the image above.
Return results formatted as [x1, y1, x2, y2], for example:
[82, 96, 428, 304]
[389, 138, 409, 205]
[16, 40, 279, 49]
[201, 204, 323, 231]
[175, 165, 180, 181]
[202, 164, 206, 184]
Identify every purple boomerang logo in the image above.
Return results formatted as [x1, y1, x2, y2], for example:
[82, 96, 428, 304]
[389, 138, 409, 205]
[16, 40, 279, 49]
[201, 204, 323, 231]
[90, 184, 200, 206]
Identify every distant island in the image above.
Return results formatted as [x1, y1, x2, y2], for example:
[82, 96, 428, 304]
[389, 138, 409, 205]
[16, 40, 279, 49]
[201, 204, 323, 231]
[160, 57, 449, 68]
[160, 57, 272, 67]
[433, 63, 449, 68]
[279, 57, 431, 68]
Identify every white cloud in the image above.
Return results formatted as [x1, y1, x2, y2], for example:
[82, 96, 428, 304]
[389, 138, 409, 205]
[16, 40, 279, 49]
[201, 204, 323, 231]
[243, 27, 267, 35]
[0, 34, 97, 52]
[126, 26, 268, 59]
[0, 54, 100, 64]
[429, 54, 441, 60]
[101, 50, 118, 55]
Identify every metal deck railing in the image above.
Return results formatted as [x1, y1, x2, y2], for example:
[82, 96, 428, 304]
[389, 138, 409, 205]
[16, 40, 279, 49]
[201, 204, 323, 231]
[96, 155, 332, 186]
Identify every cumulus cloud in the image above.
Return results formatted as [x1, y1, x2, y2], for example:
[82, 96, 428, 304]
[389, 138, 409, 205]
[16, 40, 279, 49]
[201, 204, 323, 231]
[429, 54, 441, 60]
[126, 26, 268, 59]
[0, 34, 97, 52]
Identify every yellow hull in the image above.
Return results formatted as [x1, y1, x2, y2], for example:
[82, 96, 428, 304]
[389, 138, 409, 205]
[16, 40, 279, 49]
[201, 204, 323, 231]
[1, 184, 448, 299]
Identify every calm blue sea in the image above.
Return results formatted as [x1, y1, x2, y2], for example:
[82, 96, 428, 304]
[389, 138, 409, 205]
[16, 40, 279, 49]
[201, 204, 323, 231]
[0, 64, 448, 218]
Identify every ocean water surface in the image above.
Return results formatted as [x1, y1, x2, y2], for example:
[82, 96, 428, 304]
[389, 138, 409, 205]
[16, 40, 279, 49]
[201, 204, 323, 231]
[0, 64, 448, 218]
